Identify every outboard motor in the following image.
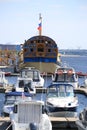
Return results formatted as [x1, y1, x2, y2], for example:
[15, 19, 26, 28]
[24, 86, 28, 92]
[24, 86, 33, 92]
[29, 123, 37, 130]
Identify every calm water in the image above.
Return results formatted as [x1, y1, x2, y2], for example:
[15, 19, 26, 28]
[0, 56, 87, 130]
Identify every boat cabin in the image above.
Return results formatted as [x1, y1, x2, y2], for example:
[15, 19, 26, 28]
[13, 77, 36, 94]
[10, 100, 52, 130]
[52, 67, 78, 88]
[20, 67, 44, 87]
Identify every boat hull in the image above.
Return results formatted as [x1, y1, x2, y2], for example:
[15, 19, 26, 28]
[76, 120, 86, 130]
[48, 111, 77, 118]
[46, 105, 77, 113]
[19, 62, 60, 74]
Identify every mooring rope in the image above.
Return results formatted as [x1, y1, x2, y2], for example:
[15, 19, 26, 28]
[5, 122, 12, 130]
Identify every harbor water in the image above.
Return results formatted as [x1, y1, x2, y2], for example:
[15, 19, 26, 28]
[0, 55, 87, 130]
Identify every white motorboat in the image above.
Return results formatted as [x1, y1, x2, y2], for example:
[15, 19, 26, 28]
[52, 66, 79, 89]
[76, 107, 87, 130]
[13, 76, 36, 94]
[20, 67, 44, 88]
[10, 99, 52, 130]
[0, 66, 12, 76]
[45, 83, 78, 116]
[0, 70, 9, 88]
[84, 78, 87, 88]
[3, 91, 32, 117]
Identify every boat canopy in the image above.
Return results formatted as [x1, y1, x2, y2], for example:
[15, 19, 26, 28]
[47, 83, 74, 97]
[5, 91, 33, 97]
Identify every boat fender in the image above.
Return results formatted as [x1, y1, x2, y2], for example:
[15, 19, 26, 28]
[57, 70, 63, 75]
[68, 69, 73, 75]
[79, 112, 84, 120]
[29, 123, 37, 130]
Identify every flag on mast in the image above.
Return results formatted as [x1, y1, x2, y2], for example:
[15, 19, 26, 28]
[37, 18, 42, 30]
[37, 14, 42, 35]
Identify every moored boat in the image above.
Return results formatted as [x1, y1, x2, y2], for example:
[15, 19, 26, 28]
[84, 78, 87, 88]
[76, 72, 87, 78]
[20, 67, 44, 88]
[12, 76, 36, 94]
[0, 65, 15, 76]
[0, 70, 9, 88]
[52, 65, 79, 89]
[10, 99, 52, 130]
[45, 83, 78, 117]
[76, 107, 87, 130]
[3, 91, 32, 117]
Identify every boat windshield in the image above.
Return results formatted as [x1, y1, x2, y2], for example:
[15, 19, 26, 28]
[47, 84, 74, 98]
[21, 70, 40, 81]
[18, 80, 32, 88]
[54, 73, 76, 82]
[5, 96, 22, 105]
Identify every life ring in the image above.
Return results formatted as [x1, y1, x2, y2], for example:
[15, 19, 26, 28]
[68, 69, 73, 75]
[57, 70, 63, 75]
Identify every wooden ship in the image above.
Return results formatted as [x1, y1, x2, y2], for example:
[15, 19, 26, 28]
[19, 14, 61, 74]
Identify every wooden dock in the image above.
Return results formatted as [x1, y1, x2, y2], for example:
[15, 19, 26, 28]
[0, 116, 78, 129]
[0, 117, 11, 130]
[0, 86, 87, 95]
[36, 87, 87, 95]
[49, 116, 78, 129]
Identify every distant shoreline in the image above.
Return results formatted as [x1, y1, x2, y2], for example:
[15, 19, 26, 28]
[61, 54, 83, 57]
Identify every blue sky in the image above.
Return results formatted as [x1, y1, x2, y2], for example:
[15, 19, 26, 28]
[0, 0, 87, 49]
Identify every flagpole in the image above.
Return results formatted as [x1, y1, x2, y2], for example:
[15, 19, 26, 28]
[38, 13, 42, 36]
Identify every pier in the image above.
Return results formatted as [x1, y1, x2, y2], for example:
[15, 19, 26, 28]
[49, 116, 78, 129]
[0, 85, 87, 95]
[36, 87, 87, 95]
[0, 117, 11, 130]
[0, 116, 78, 129]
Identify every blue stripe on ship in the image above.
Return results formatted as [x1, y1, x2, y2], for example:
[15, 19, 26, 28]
[24, 57, 57, 63]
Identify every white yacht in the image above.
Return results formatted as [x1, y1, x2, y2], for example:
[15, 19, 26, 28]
[76, 107, 87, 130]
[0, 70, 9, 88]
[13, 76, 36, 94]
[20, 67, 44, 88]
[10, 99, 52, 130]
[3, 91, 32, 116]
[45, 83, 78, 117]
[52, 66, 79, 89]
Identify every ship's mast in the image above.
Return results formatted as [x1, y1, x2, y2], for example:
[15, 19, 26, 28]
[38, 13, 42, 36]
